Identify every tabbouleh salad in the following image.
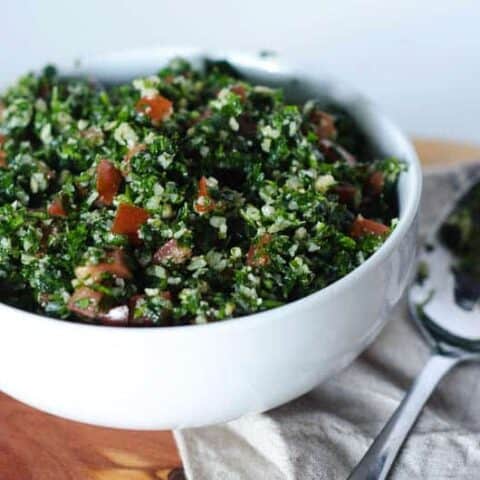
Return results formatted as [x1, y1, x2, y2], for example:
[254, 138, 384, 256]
[0, 59, 403, 326]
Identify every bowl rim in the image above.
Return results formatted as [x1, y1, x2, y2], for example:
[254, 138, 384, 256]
[0, 46, 423, 336]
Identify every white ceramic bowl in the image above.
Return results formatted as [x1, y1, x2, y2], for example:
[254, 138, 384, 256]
[0, 47, 422, 429]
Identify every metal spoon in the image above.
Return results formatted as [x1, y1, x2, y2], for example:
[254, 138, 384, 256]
[348, 177, 480, 480]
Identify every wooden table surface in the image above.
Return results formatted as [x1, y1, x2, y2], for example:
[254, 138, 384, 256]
[1, 139, 480, 480]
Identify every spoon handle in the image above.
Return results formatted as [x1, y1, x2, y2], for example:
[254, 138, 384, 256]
[348, 353, 460, 480]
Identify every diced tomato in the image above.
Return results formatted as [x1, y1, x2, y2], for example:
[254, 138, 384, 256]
[247, 234, 272, 267]
[99, 305, 129, 326]
[333, 184, 359, 205]
[47, 198, 67, 217]
[0, 134, 6, 167]
[104, 249, 132, 278]
[230, 84, 247, 101]
[111, 203, 149, 237]
[194, 176, 216, 214]
[0, 150, 7, 168]
[351, 215, 390, 238]
[68, 287, 103, 319]
[75, 249, 132, 282]
[96, 159, 123, 206]
[367, 171, 385, 196]
[136, 94, 173, 125]
[153, 239, 192, 265]
[310, 110, 337, 140]
[198, 176, 209, 197]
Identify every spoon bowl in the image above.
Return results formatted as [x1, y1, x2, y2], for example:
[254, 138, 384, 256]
[350, 174, 480, 480]
[409, 175, 480, 347]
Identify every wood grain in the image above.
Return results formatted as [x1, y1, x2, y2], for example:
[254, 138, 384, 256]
[0, 391, 183, 479]
[1, 138, 479, 479]
[414, 138, 480, 166]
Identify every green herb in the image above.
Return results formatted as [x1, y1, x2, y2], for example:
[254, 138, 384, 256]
[0, 59, 403, 326]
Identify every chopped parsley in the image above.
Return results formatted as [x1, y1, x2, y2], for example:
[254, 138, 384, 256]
[0, 58, 403, 326]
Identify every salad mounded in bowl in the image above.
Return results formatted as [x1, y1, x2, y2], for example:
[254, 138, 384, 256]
[0, 59, 403, 326]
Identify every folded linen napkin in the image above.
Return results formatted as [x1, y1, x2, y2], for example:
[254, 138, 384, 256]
[175, 164, 480, 480]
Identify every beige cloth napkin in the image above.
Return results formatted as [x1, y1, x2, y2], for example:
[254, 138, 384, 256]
[175, 164, 480, 480]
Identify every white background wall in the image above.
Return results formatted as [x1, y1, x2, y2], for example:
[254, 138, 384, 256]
[3, 0, 480, 143]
